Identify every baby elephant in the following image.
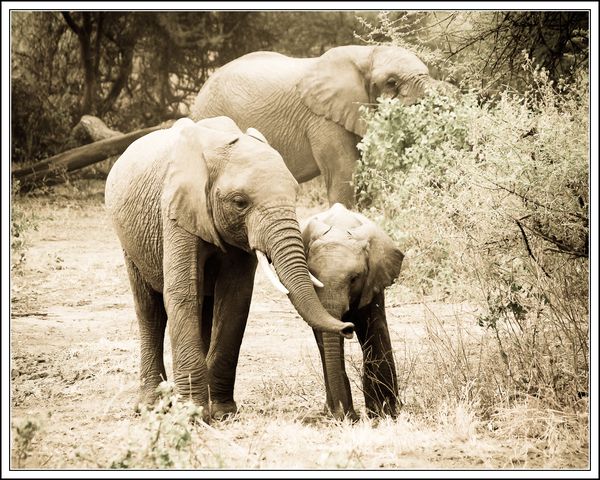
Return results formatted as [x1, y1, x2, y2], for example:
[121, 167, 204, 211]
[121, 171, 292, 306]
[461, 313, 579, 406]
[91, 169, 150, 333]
[301, 203, 404, 419]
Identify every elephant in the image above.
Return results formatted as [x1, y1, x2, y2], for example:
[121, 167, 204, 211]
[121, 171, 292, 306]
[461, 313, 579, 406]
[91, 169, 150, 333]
[104, 116, 354, 421]
[301, 203, 404, 419]
[191, 45, 439, 208]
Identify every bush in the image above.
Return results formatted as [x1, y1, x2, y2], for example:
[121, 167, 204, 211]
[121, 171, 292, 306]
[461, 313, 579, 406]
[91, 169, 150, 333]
[11, 76, 77, 164]
[109, 382, 224, 469]
[355, 89, 477, 297]
[355, 59, 589, 410]
[11, 182, 38, 271]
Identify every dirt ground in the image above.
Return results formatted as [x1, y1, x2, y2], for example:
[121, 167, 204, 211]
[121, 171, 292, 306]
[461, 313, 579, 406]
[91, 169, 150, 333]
[9, 180, 589, 471]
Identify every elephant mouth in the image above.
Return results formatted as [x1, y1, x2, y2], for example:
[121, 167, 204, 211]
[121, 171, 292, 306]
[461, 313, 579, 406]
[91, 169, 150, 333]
[254, 250, 324, 294]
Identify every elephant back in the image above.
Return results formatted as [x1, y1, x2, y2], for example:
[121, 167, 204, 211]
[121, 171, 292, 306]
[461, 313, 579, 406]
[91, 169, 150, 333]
[191, 51, 312, 122]
[191, 53, 317, 177]
[105, 127, 178, 213]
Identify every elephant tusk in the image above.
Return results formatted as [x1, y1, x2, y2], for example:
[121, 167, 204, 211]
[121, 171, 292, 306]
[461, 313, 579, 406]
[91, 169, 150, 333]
[255, 250, 289, 295]
[309, 272, 324, 288]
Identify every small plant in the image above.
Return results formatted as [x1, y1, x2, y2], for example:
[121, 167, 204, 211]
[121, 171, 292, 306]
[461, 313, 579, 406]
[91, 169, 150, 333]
[11, 181, 38, 271]
[12, 418, 41, 468]
[110, 381, 225, 469]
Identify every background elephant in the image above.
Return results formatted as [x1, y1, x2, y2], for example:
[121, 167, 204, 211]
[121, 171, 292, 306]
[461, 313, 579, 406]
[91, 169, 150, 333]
[105, 116, 354, 420]
[191, 45, 438, 207]
[301, 203, 404, 419]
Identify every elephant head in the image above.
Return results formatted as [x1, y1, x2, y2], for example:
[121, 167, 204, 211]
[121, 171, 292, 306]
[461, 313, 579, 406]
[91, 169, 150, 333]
[164, 117, 354, 338]
[302, 203, 404, 316]
[297, 45, 434, 137]
[301, 203, 404, 419]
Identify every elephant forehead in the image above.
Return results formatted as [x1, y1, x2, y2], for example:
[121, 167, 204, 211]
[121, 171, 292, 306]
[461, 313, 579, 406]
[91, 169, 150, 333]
[373, 47, 429, 77]
[218, 145, 298, 198]
[319, 208, 362, 230]
[230, 137, 288, 168]
[312, 231, 366, 255]
[309, 239, 367, 274]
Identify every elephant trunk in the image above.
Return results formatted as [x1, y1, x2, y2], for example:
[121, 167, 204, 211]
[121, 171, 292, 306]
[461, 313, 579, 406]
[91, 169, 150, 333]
[252, 209, 354, 338]
[319, 295, 354, 408]
[321, 331, 354, 417]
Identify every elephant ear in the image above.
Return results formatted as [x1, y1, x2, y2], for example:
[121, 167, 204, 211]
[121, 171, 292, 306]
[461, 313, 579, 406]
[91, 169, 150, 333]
[297, 46, 373, 137]
[351, 217, 404, 309]
[164, 122, 239, 250]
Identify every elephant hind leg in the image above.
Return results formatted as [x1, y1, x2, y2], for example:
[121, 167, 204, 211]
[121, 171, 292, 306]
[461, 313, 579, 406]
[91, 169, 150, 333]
[309, 127, 359, 208]
[124, 253, 168, 409]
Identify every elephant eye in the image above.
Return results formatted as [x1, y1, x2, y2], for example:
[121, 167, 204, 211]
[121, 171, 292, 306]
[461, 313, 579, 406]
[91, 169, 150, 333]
[386, 78, 398, 89]
[231, 194, 249, 210]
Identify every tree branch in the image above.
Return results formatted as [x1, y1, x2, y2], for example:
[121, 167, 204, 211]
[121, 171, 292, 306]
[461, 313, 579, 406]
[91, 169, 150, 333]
[61, 12, 82, 36]
[515, 218, 551, 277]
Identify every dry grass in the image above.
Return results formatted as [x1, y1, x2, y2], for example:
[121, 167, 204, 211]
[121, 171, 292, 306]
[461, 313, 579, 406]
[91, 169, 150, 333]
[9, 179, 589, 470]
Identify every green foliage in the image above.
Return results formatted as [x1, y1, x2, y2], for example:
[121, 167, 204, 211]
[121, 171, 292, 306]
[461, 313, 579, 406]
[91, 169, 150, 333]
[356, 91, 472, 206]
[355, 90, 476, 296]
[356, 56, 589, 409]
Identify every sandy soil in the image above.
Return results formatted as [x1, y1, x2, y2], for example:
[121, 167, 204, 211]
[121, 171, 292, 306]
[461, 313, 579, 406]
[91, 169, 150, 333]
[9, 181, 589, 471]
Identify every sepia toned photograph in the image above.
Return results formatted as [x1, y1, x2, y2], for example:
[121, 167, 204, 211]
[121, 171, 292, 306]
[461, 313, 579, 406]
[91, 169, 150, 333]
[3, 2, 596, 475]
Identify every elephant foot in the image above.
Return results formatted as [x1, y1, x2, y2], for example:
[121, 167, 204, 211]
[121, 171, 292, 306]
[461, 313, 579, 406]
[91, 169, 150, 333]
[210, 400, 238, 420]
[365, 398, 401, 419]
[329, 405, 360, 423]
[134, 386, 163, 413]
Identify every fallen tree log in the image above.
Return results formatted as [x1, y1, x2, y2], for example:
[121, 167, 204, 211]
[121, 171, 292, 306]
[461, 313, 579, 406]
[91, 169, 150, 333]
[71, 114, 124, 143]
[13, 119, 176, 192]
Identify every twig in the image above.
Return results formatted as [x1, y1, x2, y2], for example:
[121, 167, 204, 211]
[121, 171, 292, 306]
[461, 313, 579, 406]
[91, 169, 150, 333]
[514, 218, 551, 278]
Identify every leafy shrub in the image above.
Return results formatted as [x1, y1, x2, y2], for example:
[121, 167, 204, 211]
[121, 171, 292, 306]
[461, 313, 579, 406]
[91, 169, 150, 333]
[355, 58, 589, 410]
[110, 382, 224, 469]
[355, 90, 477, 297]
[12, 71, 78, 165]
[11, 182, 38, 271]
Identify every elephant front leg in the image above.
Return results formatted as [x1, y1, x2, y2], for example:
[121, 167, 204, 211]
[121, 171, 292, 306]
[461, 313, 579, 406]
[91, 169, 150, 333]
[354, 292, 399, 418]
[206, 249, 256, 420]
[162, 224, 209, 412]
[313, 330, 358, 421]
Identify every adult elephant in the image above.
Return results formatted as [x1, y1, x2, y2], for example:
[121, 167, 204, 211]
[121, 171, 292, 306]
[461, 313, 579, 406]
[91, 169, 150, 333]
[191, 45, 437, 207]
[301, 204, 404, 419]
[105, 116, 354, 421]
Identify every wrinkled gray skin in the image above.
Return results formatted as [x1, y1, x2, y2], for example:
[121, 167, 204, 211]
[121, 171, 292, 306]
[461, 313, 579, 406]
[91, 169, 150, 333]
[192, 45, 440, 208]
[301, 204, 404, 419]
[105, 117, 354, 421]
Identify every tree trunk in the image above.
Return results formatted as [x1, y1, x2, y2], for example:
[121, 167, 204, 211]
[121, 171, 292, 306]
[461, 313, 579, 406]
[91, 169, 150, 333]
[62, 12, 99, 115]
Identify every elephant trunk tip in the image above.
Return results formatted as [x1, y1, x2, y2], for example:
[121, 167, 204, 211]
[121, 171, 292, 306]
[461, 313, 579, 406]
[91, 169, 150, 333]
[340, 322, 355, 339]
